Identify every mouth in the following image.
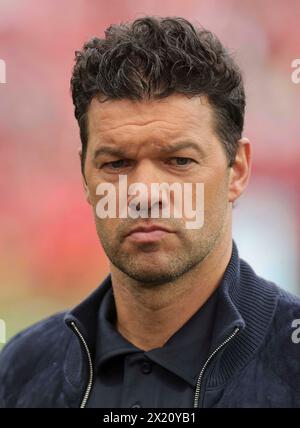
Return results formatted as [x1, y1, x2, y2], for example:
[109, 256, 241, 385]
[125, 225, 174, 243]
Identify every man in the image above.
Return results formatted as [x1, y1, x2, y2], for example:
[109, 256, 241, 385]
[0, 16, 299, 408]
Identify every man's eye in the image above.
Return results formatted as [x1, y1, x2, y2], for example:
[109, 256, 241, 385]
[103, 159, 131, 169]
[167, 157, 194, 167]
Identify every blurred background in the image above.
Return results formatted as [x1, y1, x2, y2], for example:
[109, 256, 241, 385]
[0, 0, 300, 347]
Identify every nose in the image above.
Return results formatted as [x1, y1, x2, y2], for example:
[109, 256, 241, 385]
[126, 159, 168, 219]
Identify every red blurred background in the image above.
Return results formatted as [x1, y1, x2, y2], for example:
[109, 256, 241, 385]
[0, 0, 300, 345]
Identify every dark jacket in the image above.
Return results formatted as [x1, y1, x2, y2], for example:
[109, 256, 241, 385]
[1, 241, 300, 408]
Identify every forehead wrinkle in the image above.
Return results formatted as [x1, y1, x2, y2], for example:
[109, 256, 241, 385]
[91, 117, 186, 137]
[92, 119, 184, 148]
[88, 99, 209, 136]
[92, 138, 168, 159]
[91, 117, 214, 160]
[92, 137, 210, 162]
[87, 95, 217, 155]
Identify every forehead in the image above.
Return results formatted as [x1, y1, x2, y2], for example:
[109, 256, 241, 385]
[86, 93, 216, 151]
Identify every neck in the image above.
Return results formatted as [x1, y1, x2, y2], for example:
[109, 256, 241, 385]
[110, 234, 233, 351]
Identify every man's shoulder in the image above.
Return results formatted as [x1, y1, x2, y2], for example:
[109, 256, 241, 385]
[276, 284, 300, 306]
[272, 284, 300, 339]
[240, 257, 300, 364]
[240, 257, 300, 314]
[253, 270, 300, 342]
[0, 311, 76, 407]
[266, 279, 300, 323]
[257, 281, 300, 394]
[0, 311, 72, 379]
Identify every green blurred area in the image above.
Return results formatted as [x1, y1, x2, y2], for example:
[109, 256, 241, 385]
[0, 295, 70, 351]
[0, 283, 100, 351]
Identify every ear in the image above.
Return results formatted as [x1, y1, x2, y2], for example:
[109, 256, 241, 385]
[228, 137, 252, 203]
[78, 147, 92, 205]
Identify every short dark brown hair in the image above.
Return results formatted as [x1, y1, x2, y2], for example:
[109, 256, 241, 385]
[70, 16, 246, 174]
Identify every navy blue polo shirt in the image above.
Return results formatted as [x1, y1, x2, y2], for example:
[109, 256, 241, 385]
[86, 284, 220, 408]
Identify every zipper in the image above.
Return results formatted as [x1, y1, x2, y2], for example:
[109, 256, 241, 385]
[70, 320, 239, 409]
[70, 321, 94, 408]
[193, 326, 240, 408]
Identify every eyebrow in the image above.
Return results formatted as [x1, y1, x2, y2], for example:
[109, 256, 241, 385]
[159, 141, 205, 155]
[93, 146, 128, 160]
[93, 141, 205, 160]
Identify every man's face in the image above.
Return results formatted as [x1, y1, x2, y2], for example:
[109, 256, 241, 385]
[83, 94, 234, 285]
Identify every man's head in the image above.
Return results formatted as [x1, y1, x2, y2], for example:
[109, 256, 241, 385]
[70, 16, 251, 285]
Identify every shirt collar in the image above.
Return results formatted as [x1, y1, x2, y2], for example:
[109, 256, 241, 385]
[94, 280, 220, 387]
[65, 240, 279, 390]
[95, 287, 141, 369]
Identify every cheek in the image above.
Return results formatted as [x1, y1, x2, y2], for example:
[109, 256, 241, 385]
[94, 213, 119, 229]
[94, 217, 121, 248]
[202, 174, 229, 220]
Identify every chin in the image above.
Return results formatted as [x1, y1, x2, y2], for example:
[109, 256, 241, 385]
[122, 266, 179, 285]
